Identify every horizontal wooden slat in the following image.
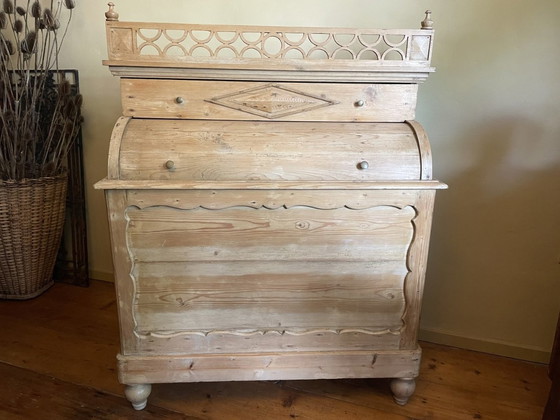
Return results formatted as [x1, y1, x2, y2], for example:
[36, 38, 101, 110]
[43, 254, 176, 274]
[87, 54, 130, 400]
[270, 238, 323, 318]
[133, 327, 402, 355]
[132, 260, 407, 334]
[118, 349, 421, 384]
[126, 205, 415, 262]
[107, 64, 434, 83]
[124, 189, 423, 211]
[95, 179, 447, 190]
[132, 261, 405, 353]
[121, 79, 417, 122]
[118, 120, 422, 181]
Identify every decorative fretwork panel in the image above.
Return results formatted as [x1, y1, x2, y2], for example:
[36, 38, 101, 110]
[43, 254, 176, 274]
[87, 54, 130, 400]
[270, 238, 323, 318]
[106, 23, 433, 69]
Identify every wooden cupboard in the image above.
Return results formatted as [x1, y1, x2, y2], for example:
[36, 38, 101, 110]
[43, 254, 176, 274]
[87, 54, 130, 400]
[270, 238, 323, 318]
[95, 5, 446, 410]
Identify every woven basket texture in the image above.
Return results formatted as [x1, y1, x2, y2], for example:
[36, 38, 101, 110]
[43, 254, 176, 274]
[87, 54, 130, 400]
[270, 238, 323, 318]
[0, 174, 67, 300]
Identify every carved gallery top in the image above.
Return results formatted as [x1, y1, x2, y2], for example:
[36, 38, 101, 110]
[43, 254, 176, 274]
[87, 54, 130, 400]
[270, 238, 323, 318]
[103, 5, 435, 83]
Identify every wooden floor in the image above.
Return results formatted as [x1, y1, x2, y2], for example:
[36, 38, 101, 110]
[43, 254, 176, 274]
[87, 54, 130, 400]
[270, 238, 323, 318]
[0, 280, 550, 419]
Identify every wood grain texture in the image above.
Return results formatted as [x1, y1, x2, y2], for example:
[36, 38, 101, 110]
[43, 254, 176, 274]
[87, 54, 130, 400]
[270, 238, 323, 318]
[124, 189, 432, 210]
[117, 119, 422, 181]
[105, 190, 136, 352]
[106, 116, 131, 179]
[406, 120, 433, 180]
[107, 188, 444, 357]
[118, 350, 421, 384]
[400, 190, 436, 349]
[121, 79, 417, 122]
[126, 205, 413, 336]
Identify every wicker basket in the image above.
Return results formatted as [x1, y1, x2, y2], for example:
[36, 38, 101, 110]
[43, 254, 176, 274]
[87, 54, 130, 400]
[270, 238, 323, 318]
[0, 174, 68, 300]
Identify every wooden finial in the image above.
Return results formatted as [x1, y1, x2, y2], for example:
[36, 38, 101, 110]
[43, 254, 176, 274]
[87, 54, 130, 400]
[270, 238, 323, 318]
[105, 2, 119, 21]
[421, 10, 433, 30]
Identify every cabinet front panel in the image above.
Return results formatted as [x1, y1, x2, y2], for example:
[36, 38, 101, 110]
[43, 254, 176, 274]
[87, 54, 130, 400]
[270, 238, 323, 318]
[119, 120, 421, 181]
[124, 205, 415, 338]
[121, 79, 417, 122]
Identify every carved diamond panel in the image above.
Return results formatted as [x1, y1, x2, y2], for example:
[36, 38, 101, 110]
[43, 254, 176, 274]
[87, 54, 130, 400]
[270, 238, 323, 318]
[206, 84, 337, 119]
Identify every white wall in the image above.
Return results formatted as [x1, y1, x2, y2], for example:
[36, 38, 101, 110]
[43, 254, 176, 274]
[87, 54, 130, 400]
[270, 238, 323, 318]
[58, 0, 560, 362]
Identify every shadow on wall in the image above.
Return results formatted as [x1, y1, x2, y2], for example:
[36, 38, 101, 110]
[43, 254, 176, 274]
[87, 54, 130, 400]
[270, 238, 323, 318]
[423, 115, 560, 351]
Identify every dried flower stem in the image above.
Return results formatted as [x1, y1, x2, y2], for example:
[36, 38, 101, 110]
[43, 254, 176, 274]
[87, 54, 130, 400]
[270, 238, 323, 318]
[0, 0, 81, 180]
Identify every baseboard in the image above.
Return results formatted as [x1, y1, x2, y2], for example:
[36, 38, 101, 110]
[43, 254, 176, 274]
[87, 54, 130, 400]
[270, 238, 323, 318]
[419, 327, 551, 364]
[89, 270, 114, 283]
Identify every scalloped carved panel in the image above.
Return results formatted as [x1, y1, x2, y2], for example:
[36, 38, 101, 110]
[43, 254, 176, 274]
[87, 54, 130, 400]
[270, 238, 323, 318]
[206, 84, 337, 119]
[125, 204, 416, 337]
[106, 22, 433, 68]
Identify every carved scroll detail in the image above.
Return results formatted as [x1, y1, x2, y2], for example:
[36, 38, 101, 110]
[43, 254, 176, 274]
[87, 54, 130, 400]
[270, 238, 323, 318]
[140, 328, 401, 339]
[127, 203, 412, 212]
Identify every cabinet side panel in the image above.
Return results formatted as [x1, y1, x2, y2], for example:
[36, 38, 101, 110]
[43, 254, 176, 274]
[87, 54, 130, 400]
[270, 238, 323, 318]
[400, 189, 436, 348]
[105, 190, 136, 353]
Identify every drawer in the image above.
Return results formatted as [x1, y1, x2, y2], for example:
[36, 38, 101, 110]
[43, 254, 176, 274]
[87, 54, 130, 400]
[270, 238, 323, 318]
[121, 79, 417, 122]
[117, 119, 422, 181]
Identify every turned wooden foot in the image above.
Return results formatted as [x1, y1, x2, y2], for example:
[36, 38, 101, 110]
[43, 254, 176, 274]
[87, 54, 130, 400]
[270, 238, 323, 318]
[124, 384, 152, 410]
[390, 377, 416, 405]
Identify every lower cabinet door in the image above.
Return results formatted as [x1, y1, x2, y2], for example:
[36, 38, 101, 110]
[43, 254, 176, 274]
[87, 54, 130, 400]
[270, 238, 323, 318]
[111, 188, 434, 355]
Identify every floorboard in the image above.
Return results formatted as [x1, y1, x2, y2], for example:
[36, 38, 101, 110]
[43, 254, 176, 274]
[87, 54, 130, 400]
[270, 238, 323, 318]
[0, 281, 551, 419]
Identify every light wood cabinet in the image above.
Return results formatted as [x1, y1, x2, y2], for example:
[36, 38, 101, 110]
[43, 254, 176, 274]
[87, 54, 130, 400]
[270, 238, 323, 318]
[95, 6, 446, 410]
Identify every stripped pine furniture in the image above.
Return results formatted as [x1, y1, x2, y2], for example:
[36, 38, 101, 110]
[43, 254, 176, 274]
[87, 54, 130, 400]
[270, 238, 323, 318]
[95, 4, 446, 410]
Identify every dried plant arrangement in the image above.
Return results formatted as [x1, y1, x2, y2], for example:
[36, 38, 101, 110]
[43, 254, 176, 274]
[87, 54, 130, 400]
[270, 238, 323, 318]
[0, 0, 81, 181]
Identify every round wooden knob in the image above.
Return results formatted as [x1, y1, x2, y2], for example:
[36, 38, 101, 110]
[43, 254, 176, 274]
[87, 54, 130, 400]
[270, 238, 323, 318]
[165, 160, 175, 170]
[175, 97, 185, 104]
[354, 100, 365, 108]
[358, 161, 369, 170]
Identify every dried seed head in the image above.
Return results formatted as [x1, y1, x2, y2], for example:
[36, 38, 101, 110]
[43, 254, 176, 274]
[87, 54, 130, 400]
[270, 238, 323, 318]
[64, 0, 76, 10]
[0, 11, 6, 28]
[14, 18, 23, 33]
[15, 5, 25, 16]
[2, 0, 13, 14]
[21, 31, 36, 53]
[31, 1, 41, 19]
[43, 8, 54, 27]
[38, 18, 45, 30]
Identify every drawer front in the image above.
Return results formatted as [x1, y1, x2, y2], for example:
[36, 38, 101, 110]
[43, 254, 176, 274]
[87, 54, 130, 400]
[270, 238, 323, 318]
[121, 79, 417, 122]
[118, 119, 421, 181]
[125, 204, 415, 337]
